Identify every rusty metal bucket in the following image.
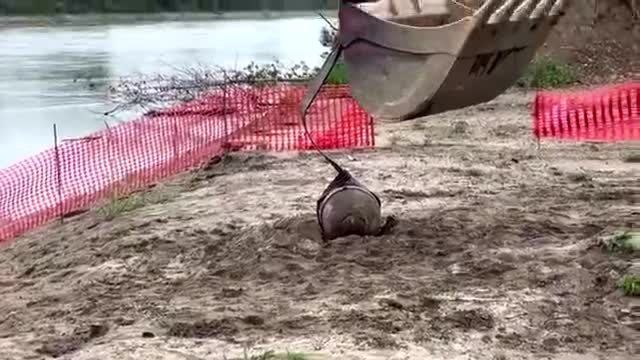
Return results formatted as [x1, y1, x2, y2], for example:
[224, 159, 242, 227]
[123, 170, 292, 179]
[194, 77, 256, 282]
[303, 0, 570, 122]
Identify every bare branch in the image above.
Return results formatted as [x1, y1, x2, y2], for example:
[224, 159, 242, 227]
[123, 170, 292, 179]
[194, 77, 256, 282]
[105, 28, 338, 116]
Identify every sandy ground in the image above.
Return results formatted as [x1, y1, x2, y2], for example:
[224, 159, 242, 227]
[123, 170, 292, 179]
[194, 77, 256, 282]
[0, 89, 638, 360]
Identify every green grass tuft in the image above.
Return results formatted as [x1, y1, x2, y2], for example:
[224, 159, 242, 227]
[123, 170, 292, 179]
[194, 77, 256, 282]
[284, 352, 307, 360]
[617, 274, 640, 296]
[233, 350, 309, 360]
[97, 188, 173, 221]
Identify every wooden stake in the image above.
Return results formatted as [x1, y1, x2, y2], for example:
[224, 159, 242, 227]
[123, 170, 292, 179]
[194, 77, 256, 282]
[53, 124, 63, 224]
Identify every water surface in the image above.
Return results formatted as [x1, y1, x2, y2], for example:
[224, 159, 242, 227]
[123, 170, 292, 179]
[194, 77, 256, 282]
[0, 13, 330, 168]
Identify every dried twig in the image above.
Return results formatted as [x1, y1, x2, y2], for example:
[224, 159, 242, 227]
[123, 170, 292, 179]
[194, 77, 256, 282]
[105, 61, 321, 115]
[317, 12, 338, 30]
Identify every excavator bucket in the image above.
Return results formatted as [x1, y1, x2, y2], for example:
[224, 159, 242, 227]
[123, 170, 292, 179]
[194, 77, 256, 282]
[329, 0, 570, 121]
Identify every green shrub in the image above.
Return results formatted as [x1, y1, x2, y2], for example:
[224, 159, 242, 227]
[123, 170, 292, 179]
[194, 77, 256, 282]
[602, 230, 640, 254]
[518, 57, 577, 89]
[326, 62, 348, 85]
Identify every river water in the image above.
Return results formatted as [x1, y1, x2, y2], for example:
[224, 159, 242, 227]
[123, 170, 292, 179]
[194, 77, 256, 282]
[0, 13, 331, 168]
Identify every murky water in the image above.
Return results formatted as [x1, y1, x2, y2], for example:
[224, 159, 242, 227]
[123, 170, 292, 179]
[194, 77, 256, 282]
[0, 13, 330, 168]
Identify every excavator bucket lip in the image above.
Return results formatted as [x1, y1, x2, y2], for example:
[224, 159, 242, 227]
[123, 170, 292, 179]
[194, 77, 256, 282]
[340, 1, 471, 32]
[338, 1, 569, 52]
[338, 2, 474, 56]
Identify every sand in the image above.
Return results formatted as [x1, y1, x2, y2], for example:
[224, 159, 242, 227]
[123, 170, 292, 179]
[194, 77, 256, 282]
[0, 89, 638, 360]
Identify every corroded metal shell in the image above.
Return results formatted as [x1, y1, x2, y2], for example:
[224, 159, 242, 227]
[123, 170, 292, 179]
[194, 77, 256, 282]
[316, 168, 382, 241]
[318, 185, 382, 241]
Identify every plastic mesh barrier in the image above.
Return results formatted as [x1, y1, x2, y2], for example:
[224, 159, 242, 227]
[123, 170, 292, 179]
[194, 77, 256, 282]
[0, 84, 375, 242]
[532, 81, 640, 141]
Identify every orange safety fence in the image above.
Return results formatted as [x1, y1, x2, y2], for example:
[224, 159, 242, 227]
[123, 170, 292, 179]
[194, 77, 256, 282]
[532, 81, 640, 141]
[0, 83, 375, 242]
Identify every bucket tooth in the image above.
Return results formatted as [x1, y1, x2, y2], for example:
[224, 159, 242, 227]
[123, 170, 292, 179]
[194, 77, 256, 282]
[510, 0, 540, 21]
[549, 0, 569, 16]
[488, 0, 522, 24]
[477, 0, 507, 24]
[530, 0, 555, 18]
